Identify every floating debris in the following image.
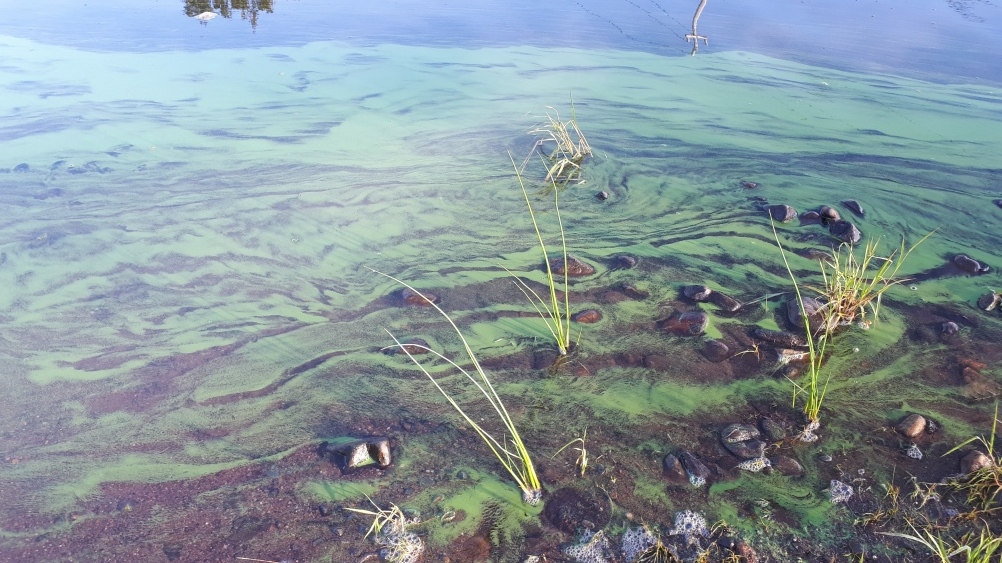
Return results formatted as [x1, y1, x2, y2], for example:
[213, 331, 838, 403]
[621, 526, 659, 562]
[737, 457, 771, 472]
[194, 11, 217, 21]
[828, 480, 854, 504]
[799, 420, 821, 443]
[905, 443, 923, 460]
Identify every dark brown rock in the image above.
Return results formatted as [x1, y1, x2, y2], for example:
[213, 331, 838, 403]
[760, 418, 787, 442]
[842, 200, 865, 218]
[658, 311, 709, 336]
[799, 211, 822, 225]
[770, 455, 804, 477]
[702, 340, 730, 362]
[708, 291, 742, 313]
[819, 205, 841, 223]
[679, 450, 711, 483]
[724, 439, 766, 460]
[721, 424, 761, 444]
[828, 220, 862, 244]
[786, 297, 832, 334]
[896, 414, 927, 439]
[683, 284, 713, 301]
[612, 254, 637, 269]
[960, 451, 993, 475]
[953, 254, 990, 275]
[767, 204, 797, 222]
[662, 454, 689, 484]
[401, 288, 438, 306]
[977, 292, 1000, 311]
[571, 309, 602, 324]
[549, 255, 596, 276]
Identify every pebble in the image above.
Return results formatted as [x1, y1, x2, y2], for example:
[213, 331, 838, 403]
[571, 309, 602, 324]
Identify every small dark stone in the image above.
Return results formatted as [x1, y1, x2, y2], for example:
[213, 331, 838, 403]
[318, 503, 332, 516]
[953, 254, 990, 275]
[741, 180, 759, 189]
[708, 291, 742, 313]
[752, 327, 807, 348]
[767, 204, 797, 222]
[799, 211, 822, 225]
[724, 439, 766, 460]
[571, 309, 602, 324]
[595, 190, 609, 200]
[400, 288, 438, 306]
[13, 163, 30, 173]
[941, 322, 960, 335]
[994, 199, 1002, 210]
[828, 220, 862, 244]
[760, 418, 787, 442]
[162, 544, 183, 561]
[683, 284, 713, 301]
[702, 340, 730, 362]
[717, 536, 736, 550]
[678, 450, 711, 482]
[549, 255, 596, 276]
[612, 254, 638, 269]
[658, 311, 709, 336]
[662, 454, 689, 484]
[818, 205, 841, 223]
[842, 200, 865, 218]
[721, 424, 761, 444]
[621, 284, 649, 299]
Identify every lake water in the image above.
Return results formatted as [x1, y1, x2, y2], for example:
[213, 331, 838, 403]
[2, 1, 1001, 562]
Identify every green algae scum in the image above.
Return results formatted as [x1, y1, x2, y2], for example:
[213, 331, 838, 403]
[2, 3, 1002, 562]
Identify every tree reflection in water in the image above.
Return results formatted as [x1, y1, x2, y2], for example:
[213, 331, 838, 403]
[183, 0, 274, 28]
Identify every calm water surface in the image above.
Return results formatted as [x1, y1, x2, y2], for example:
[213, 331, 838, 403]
[1, 1, 1001, 562]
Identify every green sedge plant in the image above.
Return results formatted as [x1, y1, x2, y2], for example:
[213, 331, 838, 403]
[882, 524, 1002, 563]
[521, 102, 592, 189]
[372, 269, 542, 505]
[503, 151, 574, 357]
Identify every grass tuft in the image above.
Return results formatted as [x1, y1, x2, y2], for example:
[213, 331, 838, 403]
[521, 102, 592, 189]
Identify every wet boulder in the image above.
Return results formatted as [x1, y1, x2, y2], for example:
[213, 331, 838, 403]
[678, 450, 712, 486]
[708, 291, 742, 313]
[658, 311, 709, 336]
[724, 439, 766, 460]
[799, 211, 822, 225]
[977, 291, 1000, 312]
[721, 424, 761, 444]
[842, 200, 865, 218]
[896, 414, 927, 439]
[787, 297, 831, 334]
[752, 327, 808, 348]
[662, 454, 690, 485]
[960, 451, 993, 475]
[767, 204, 797, 223]
[953, 254, 990, 275]
[828, 220, 862, 244]
[683, 284, 713, 302]
[571, 309, 603, 324]
[549, 255, 596, 276]
[818, 205, 841, 223]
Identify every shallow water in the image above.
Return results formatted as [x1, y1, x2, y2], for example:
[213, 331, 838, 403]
[2, 2, 1001, 562]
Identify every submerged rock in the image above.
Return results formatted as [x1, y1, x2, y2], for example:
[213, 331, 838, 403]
[799, 211, 823, 225]
[678, 450, 711, 487]
[612, 254, 638, 269]
[752, 327, 808, 348]
[549, 255, 596, 276]
[658, 311, 709, 336]
[842, 199, 865, 218]
[662, 454, 689, 484]
[724, 439, 766, 460]
[721, 424, 761, 444]
[994, 198, 1002, 210]
[828, 220, 862, 244]
[760, 418, 787, 442]
[400, 288, 438, 306]
[767, 204, 797, 222]
[770, 455, 803, 477]
[741, 180, 759, 189]
[702, 340, 730, 362]
[595, 190, 609, 201]
[953, 254, 990, 275]
[621, 284, 649, 299]
[571, 309, 603, 324]
[321, 437, 392, 470]
[941, 321, 960, 335]
[787, 297, 831, 334]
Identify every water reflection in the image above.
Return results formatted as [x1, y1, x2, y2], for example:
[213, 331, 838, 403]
[183, 0, 273, 28]
[685, 0, 709, 55]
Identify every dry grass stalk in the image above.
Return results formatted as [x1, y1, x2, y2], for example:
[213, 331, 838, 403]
[521, 104, 592, 188]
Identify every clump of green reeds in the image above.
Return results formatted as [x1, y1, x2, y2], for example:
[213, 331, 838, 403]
[882, 524, 1002, 563]
[772, 222, 835, 440]
[809, 234, 932, 328]
[503, 151, 573, 357]
[372, 269, 542, 505]
[945, 403, 1002, 515]
[521, 103, 592, 188]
